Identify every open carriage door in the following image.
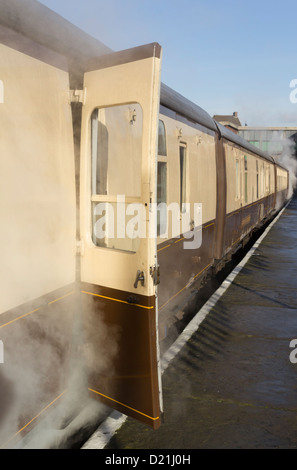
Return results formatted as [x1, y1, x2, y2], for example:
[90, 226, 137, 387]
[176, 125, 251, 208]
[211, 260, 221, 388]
[80, 44, 163, 429]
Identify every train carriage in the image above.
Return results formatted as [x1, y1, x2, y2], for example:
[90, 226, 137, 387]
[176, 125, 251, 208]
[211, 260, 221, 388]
[154, 88, 289, 340]
[0, 0, 290, 448]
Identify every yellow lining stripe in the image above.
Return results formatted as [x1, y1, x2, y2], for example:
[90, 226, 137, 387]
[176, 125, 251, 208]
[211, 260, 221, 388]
[81, 290, 154, 310]
[157, 244, 171, 253]
[231, 236, 242, 247]
[0, 308, 41, 330]
[88, 388, 159, 421]
[0, 290, 75, 330]
[0, 390, 66, 449]
[159, 263, 212, 311]
[174, 237, 185, 244]
[47, 291, 75, 305]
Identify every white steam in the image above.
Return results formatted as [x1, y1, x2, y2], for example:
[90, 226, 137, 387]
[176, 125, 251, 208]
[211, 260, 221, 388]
[0, 294, 118, 449]
[277, 138, 297, 199]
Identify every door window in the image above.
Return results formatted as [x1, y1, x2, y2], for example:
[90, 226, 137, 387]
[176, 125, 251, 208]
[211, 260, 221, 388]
[91, 103, 143, 251]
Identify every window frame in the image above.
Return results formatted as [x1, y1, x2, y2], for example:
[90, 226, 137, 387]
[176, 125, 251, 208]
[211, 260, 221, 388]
[90, 102, 144, 252]
[179, 143, 187, 213]
[158, 119, 167, 157]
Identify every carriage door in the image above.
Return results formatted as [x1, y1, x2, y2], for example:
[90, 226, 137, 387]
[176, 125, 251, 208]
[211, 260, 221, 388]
[79, 44, 163, 429]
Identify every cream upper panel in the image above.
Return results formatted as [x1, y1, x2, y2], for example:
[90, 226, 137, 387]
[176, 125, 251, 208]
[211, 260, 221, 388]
[0, 43, 76, 313]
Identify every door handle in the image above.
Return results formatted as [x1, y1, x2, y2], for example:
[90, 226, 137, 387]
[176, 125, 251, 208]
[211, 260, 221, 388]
[134, 270, 145, 288]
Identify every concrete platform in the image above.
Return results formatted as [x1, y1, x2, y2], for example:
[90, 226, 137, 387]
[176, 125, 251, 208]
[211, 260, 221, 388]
[91, 197, 297, 449]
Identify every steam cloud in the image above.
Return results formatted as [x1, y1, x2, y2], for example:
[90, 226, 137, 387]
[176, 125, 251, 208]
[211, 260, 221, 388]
[277, 138, 297, 199]
[0, 293, 118, 449]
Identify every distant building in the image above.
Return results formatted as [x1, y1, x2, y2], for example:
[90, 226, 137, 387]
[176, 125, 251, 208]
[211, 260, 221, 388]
[213, 111, 297, 159]
[213, 112, 241, 134]
[238, 127, 297, 160]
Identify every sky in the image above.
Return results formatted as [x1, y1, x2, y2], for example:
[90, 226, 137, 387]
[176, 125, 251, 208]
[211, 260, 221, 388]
[38, 0, 297, 127]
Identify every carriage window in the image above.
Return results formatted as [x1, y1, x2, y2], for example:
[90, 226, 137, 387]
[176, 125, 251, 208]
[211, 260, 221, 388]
[256, 160, 259, 199]
[260, 163, 264, 197]
[180, 145, 187, 211]
[235, 159, 240, 199]
[157, 162, 167, 236]
[244, 156, 248, 204]
[265, 165, 270, 193]
[158, 120, 167, 156]
[91, 103, 143, 251]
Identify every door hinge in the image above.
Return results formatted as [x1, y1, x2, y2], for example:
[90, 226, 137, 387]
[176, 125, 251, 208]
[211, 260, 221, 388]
[150, 265, 160, 286]
[69, 88, 86, 104]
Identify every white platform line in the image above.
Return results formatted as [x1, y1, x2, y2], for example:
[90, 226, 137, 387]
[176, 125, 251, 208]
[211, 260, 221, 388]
[82, 201, 290, 449]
